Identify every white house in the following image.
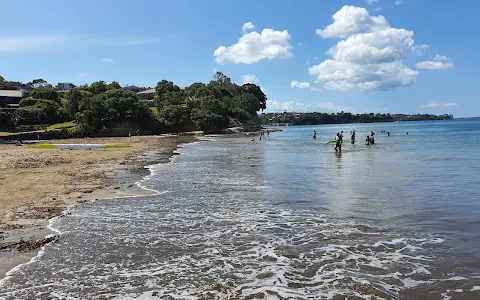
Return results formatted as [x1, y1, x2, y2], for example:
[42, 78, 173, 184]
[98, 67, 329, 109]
[56, 82, 76, 90]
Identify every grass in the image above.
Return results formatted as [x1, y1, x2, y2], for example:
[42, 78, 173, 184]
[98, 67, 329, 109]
[26, 144, 57, 149]
[150, 107, 159, 118]
[0, 122, 76, 137]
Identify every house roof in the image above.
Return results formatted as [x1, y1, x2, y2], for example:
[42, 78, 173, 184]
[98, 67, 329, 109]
[137, 88, 156, 94]
[0, 90, 22, 97]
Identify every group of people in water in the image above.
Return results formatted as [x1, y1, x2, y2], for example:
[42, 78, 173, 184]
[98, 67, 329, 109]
[313, 129, 392, 152]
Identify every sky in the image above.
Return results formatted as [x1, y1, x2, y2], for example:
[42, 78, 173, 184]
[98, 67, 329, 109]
[0, 0, 479, 117]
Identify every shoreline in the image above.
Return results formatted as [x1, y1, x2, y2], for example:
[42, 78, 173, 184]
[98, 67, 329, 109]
[0, 134, 196, 280]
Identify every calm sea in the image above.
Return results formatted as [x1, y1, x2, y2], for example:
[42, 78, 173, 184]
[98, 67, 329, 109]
[1, 120, 479, 299]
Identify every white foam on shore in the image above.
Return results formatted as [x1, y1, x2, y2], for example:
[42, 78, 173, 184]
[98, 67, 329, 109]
[0, 139, 196, 292]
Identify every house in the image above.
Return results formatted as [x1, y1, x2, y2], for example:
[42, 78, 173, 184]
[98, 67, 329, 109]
[56, 82, 76, 90]
[124, 85, 145, 93]
[137, 88, 156, 100]
[137, 88, 156, 107]
[0, 90, 23, 107]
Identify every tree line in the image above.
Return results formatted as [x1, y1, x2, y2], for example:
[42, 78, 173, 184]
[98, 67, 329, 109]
[260, 112, 454, 126]
[0, 72, 267, 135]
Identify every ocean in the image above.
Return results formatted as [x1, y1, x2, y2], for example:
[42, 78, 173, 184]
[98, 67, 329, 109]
[1, 120, 479, 299]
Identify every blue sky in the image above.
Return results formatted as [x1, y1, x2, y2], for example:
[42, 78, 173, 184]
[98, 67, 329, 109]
[0, 0, 478, 117]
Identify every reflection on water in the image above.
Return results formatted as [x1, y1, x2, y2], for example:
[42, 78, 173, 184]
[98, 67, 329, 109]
[1, 120, 480, 299]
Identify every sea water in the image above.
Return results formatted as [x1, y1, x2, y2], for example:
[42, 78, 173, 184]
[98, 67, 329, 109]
[1, 120, 479, 299]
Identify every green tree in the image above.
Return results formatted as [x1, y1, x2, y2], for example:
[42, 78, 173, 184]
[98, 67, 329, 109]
[23, 87, 59, 102]
[108, 81, 122, 90]
[242, 83, 267, 113]
[155, 80, 182, 105]
[89, 81, 108, 94]
[213, 71, 231, 84]
[64, 89, 92, 118]
[28, 79, 48, 88]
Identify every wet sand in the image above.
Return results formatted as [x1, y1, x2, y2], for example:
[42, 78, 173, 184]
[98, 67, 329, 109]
[0, 135, 195, 279]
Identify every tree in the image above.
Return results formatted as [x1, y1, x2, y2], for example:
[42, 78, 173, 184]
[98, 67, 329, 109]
[0, 75, 5, 84]
[108, 81, 122, 90]
[213, 71, 231, 84]
[23, 87, 59, 102]
[159, 105, 189, 126]
[65, 89, 91, 118]
[89, 81, 108, 94]
[28, 79, 48, 88]
[155, 80, 181, 103]
[242, 83, 267, 113]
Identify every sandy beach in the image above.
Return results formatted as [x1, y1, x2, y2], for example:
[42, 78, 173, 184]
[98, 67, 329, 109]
[0, 135, 195, 279]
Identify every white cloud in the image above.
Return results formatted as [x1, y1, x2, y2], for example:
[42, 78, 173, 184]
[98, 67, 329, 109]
[261, 87, 267, 94]
[373, 7, 382, 12]
[265, 100, 354, 113]
[367, 0, 379, 5]
[310, 87, 322, 92]
[434, 55, 450, 61]
[242, 22, 256, 34]
[327, 28, 415, 64]
[316, 6, 388, 38]
[0, 34, 158, 53]
[309, 60, 418, 91]
[422, 102, 458, 108]
[416, 61, 454, 70]
[243, 74, 260, 84]
[101, 58, 114, 64]
[311, 5, 425, 91]
[395, 0, 403, 5]
[291, 80, 311, 89]
[214, 26, 293, 64]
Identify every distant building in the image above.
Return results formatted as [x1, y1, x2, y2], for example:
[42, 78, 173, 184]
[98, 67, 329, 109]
[124, 85, 146, 93]
[137, 88, 156, 107]
[56, 82, 76, 90]
[0, 90, 23, 107]
[137, 88, 155, 100]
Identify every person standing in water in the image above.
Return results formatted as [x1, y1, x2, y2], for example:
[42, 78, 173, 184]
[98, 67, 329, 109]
[313, 130, 317, 139]
[350, 130, 356, 144]
[370, 131, 375, 144]
[334, 131, 343, 152]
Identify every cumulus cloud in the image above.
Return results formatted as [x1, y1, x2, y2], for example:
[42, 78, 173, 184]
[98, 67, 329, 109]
[422, 102, 458, 108]
[316, 6, 388, 38]
[291, 80, 311, 89]
[310, 60, 418, 91]
[434, 55, 450, 61]
[214, 26, 293, 64]
[367, 0, 379, 5]
[416, 61, 454, 70]
[101, 58, 114, 64]
[242, 22, 256, 33]
[395, 0, 403, 5]
[243, 74, 260, 84]
[311, 5, 424, 91]
[265, 100, 354, 113]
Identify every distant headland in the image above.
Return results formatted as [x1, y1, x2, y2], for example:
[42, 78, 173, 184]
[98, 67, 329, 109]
[259, 112, 453, 126]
